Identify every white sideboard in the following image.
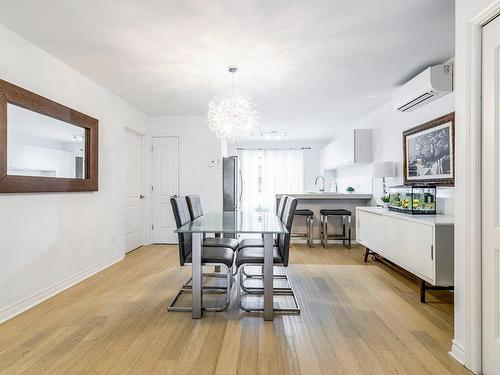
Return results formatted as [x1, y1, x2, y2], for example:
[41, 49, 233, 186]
[356, 207, 454, 302]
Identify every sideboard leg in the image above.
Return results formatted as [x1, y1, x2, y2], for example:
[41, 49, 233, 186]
[419, 282, 453, 303]
[420, 280, 426, 303]
[364, 248, 370, 263]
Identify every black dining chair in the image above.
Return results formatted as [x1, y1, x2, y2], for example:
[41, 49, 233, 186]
[237, 195, 289, 250]
[186, 194, 239, 251]
[168, 196, 235, 312]
[235, 197, 300, 314]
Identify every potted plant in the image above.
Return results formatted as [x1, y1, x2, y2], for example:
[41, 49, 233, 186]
[346, 186, 355, 193]
[381, 195, 390, 208]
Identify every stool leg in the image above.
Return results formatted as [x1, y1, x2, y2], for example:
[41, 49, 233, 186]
[323, 216, 328, 248]
[348, 227, 352, 248]
[342, 216, 346, 246]
[306, 216, 310, 247]
[348, 216, 352, 248]
[320, 215, 324, 247]
[305, 216, 309, 245]
[309, 215, 314, 247]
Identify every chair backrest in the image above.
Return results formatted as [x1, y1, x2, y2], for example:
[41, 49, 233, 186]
[277, 196, 297, 267]
[170, 196, 192, 266]
[277, 195, 288, 220]
[186, 194, 204, 220]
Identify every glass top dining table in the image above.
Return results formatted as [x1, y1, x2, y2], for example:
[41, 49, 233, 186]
[176, 211, 288, 234]
[176, 211, 288, 320]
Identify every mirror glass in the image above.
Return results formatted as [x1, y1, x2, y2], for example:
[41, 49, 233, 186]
[7, 103, 86, 179]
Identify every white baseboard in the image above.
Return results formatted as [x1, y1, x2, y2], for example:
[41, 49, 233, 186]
[449, 339, 466, 366]
[0, 252, 125, 324]
[291, 238, 359, 245]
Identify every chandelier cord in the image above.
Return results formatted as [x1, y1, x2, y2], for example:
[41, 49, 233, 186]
[232, 71, 236, 108]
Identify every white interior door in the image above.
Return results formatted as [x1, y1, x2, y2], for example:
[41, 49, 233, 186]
[482, 14, 500, 374]
[152, 137, 179, 243]
[124, 129, 144, 253]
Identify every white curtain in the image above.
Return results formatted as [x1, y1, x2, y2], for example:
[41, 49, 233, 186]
[240, 149, 303, 212]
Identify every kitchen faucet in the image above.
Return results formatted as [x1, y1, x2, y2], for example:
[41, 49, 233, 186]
[314, 175, 325, 193]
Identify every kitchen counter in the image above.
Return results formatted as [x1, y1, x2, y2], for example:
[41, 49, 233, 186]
[276, 193, 373, 244]
[276, 193, 372, 200]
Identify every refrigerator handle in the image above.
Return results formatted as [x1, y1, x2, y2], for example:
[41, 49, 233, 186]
[238, 169, 243, 209]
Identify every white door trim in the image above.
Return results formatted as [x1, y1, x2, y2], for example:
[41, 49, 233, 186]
[459, 2, 500, 373]
[124, 127, 149, 250]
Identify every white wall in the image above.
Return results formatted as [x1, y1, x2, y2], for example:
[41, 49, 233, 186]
[323, 92, 455, 215]
[8, 142, 76, 177]
[454, 0, 498, 371]
[149, 116, 224, 213]
[0, 24, 149, 322]
[227, 139, 328, 193]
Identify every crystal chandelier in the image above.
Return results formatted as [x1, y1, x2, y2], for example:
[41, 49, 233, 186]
[207, 65, 258, 142]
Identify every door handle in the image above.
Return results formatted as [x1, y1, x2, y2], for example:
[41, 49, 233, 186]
[140, 195, 145, 199]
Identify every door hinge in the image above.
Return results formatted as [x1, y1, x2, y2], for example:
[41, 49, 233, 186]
[152, 225, 154, 230]
[151, 146, 153, 152]
[151, 185, 154, 191]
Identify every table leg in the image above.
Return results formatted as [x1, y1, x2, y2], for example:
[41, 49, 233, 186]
[192, 232, 203, 319]
[263, 233, 274, 321]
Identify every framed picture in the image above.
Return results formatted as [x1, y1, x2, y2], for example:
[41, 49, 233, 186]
[403, 112, 455, 186]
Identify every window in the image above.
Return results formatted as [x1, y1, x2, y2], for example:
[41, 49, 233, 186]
[239, 149, 303, 212]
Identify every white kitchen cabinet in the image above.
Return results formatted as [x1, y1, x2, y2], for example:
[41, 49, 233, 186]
[320, 129, 372, 171]
[7, 142, 75, 177]
[356, 207, 454, 302]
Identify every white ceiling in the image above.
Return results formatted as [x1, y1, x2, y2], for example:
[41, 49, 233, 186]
[0, 0, 454, 140]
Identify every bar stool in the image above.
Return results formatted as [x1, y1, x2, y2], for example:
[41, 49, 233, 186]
[320, 209, 351, 248]
[292, 209, 314, 247]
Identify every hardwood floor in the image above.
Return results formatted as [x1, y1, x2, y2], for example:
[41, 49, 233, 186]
[0, 244, 470, 374]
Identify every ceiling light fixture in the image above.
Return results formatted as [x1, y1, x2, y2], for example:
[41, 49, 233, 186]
[207, 65, 258, 142]
[72, 134, 84, 142]
[261, 131, 288, 139]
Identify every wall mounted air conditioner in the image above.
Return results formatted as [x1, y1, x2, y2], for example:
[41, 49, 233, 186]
[392, 64, 452, 112]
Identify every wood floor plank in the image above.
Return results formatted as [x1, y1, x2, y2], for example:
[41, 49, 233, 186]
[0, 244, 471, 375]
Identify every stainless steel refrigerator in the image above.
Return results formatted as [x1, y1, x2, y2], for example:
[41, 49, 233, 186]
[223, 156, 242, 211]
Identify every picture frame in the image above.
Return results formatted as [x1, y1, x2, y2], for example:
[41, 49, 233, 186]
[0, 79, 99, 193]
[403, 112, 455, 186]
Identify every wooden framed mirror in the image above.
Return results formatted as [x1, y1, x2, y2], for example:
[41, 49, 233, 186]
[0, 80, 98, 193]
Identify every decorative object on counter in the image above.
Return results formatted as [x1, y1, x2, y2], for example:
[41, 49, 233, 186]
[346, 186, 355, 193]
[403, 112, 455, 186]
[388, 185, 436, 215]
[331, 181, 338, 193]
[381, 195, 390, 208]
[372, 161, 396, 194]
[207, 65, 258, 142]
